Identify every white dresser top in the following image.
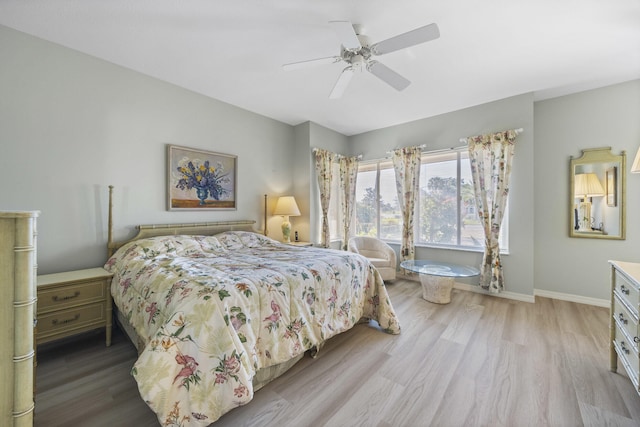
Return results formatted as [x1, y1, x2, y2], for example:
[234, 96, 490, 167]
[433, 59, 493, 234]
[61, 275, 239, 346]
[610, 260, 640, 285]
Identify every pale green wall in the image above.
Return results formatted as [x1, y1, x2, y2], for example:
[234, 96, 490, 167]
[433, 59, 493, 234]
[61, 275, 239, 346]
[534, 80, 640, 301]
[308, 122, 350, 245]
[0, 25, 296, 274]
[347, 81, 640, 301]
[291, 122, 312, 242]
[3, 24, 638, 301]
[349, 93, 535, 297]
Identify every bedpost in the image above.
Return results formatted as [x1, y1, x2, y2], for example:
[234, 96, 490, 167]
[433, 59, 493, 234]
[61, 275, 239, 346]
[108, 185, 114, 258]
[264, 194, 268, 236]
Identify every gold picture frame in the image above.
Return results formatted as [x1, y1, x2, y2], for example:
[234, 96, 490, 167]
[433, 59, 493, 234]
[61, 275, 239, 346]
[167, 145, 237, 211]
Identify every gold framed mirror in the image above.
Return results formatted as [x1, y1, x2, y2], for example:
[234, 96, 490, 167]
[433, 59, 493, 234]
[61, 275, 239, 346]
[570, 147, 626, 239]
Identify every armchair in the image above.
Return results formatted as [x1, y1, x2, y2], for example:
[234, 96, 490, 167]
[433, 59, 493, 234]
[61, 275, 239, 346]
[348, 236, 397, 281]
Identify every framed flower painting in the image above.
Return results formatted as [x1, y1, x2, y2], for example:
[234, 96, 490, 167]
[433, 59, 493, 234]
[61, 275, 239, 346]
[167, 145, 237, 210]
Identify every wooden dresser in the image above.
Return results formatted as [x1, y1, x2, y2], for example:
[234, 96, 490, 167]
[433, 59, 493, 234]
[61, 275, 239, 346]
[610, 260, 640, 396]
[37, 268, 113, 347]
[0, 211, 39, 427]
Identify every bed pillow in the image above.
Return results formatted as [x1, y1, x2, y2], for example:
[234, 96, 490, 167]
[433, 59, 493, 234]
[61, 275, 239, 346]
[193, 235, 228, 253]
[237, 231, 277, 248]
[214, 231, 245, 250]
[105, 235, 202, 274]
[132, 235, 201, 256]
[215, 231, 278, 249]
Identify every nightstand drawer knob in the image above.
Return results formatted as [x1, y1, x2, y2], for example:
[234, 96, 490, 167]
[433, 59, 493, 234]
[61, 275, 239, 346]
[52, 314, 80, 325]
[620, 285, 630, 295]
[619, 313, 628, 324]
[52, 291, 80, 302]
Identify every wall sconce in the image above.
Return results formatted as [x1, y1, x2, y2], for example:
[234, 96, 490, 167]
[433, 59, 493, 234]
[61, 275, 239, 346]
[273, 196, 300, 243]
[574, 173, 604, 231]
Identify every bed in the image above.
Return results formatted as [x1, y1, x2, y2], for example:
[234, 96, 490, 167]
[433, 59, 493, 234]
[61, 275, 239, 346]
[104, 189, 401, 426]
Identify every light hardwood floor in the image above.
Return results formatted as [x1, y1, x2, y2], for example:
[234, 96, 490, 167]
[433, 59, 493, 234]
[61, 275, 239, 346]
[35, 279, 640, 426]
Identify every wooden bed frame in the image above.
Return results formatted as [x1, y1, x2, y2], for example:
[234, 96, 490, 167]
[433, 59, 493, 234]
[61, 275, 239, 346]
[105, 186, 303, 389]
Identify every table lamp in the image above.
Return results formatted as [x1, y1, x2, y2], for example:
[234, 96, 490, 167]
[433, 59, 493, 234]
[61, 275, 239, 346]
[574, 173, 604, 231]
[274, 196, 300, 243]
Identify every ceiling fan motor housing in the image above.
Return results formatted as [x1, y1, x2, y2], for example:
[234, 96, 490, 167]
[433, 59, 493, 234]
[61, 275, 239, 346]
[340, 33, 372, 70]
[351, 54, 365, 71]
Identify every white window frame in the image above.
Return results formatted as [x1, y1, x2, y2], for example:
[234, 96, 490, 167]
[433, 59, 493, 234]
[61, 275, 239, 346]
[354, 159, 401, 241]
[353, 148, 509, 254]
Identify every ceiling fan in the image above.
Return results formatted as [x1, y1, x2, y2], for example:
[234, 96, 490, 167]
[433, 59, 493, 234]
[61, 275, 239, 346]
[283, 21, 440, 99]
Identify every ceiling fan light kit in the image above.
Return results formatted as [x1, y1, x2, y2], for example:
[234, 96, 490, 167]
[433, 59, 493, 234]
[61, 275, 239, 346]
[283, 20, 440, 99]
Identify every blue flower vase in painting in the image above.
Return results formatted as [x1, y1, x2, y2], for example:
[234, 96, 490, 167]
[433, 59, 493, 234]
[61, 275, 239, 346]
[196, 187, 209, 205]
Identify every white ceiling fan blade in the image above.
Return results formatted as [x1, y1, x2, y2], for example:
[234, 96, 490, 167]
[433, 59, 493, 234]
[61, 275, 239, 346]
[371, 23, 440, 55]
[329, 20, 362, 50]
[283, 56, 340, 71]
[367, 61, 410, 91]
[329, 67, 354, 99]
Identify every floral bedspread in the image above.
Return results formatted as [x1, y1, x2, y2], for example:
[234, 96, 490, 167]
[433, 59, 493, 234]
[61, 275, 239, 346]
[104, 231, 400, 426]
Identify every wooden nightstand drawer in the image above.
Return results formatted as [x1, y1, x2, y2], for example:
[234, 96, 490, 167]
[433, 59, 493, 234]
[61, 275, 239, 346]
[37, 268, 113, 347]
[37, 279, 107, 313]
[37, 302, 107, 343]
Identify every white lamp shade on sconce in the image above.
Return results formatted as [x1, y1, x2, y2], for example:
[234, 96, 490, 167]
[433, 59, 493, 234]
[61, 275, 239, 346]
[574, 173, 605, 198]
[631, 147, 640, 174]
[274, 196, 300, 243]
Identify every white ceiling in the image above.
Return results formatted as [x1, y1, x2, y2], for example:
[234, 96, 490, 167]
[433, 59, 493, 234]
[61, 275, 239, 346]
[1, 0, 639, 136]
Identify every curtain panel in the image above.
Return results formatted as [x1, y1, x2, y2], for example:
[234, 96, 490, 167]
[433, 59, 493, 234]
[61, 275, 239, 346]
[467, 129, 518, 293]
[391, 146, 422, 262]
[339, 156, 359, 250]
[314, 149, 335, 248]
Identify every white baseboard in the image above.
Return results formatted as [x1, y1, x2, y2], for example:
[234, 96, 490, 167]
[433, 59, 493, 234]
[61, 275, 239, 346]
[398, 273, 607, 307]
[453, 282, 535, 303]
[534, 289, 609, 308]
[398, 273, 535, 303]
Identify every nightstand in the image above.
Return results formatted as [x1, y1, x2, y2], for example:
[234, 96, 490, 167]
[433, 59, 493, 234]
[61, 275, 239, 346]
[286, 241, 313, 247]
[37, 268, 113, 346]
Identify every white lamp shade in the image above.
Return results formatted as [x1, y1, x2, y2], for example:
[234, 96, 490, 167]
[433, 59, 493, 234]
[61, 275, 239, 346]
[631, 147, 640, 173]
[273, 196, 301, 216]
[574, 173, 605, 198]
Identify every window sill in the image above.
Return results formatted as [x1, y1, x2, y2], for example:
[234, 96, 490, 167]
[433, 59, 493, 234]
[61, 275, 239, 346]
[382, 240, 510, 256]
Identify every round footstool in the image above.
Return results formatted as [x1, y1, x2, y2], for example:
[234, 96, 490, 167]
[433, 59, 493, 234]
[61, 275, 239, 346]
[420, 274, 455, 304]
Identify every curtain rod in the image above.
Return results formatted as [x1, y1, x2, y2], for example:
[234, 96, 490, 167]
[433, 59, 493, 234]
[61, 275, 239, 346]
[385, 144, 427, 155]
[386, 144, 471, 155]
[459, 128, 524, 144]
[311, 148, 362, 160]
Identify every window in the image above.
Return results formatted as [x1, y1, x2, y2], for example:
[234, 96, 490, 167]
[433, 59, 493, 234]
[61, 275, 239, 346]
[354, 160, 401, 240]
[354, 148, 509, 252]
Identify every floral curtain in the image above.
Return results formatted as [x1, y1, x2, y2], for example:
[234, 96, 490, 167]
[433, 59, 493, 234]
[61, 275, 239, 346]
[391, 146, 422, 262]
[467, 129, 517, 293]
[339, 156, 359, 250]
[314, 149, 335, 248]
